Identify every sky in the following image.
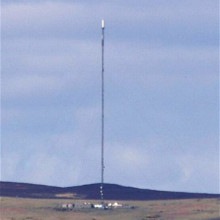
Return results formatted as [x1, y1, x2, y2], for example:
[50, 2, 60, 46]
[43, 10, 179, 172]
[1, 0, 219, 193]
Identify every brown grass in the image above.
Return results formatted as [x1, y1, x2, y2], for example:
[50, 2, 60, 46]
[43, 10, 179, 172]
[0, 197, 219, 220]
[55, 193, 76, 198]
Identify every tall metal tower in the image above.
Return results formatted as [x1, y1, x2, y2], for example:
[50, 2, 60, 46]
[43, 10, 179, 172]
[100, 19, 105, 204]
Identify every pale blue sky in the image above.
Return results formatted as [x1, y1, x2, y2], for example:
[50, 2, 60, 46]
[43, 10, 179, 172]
[1, 0, 219, 193]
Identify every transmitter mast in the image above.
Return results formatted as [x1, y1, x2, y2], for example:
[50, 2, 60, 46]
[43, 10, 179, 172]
[100, 19, 105, 204]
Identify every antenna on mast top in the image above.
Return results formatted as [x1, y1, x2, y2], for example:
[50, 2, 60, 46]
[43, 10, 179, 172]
[102, 19, 105, 28]
[100, 19, 105, 205]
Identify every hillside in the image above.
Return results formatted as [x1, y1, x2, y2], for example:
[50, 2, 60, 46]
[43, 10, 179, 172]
[0, 181, 219, 200]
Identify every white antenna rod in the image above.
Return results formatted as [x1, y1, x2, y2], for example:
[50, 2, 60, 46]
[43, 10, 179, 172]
[100, 19, 105, 204]
[102, 19, 105, 28]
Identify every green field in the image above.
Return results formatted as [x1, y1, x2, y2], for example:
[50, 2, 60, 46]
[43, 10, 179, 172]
[0, 197, 219, 220]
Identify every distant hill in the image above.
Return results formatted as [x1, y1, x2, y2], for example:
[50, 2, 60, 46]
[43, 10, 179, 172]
[0, 181, 219, 200]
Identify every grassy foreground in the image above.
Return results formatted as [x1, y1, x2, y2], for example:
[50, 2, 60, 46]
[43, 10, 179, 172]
[0, 197, 219, 220]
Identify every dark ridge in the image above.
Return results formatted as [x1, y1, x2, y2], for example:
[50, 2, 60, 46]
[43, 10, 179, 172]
[0, 181, 219, 200]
